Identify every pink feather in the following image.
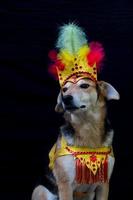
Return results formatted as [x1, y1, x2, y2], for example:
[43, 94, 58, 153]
[87, 42, 105, 72]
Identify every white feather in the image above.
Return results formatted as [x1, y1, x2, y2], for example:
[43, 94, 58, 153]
[56, 23, 87, 54]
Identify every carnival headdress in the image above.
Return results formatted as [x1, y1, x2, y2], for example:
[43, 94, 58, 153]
[48, 23, 105, 87]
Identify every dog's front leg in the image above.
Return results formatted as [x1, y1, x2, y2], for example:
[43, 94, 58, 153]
[53, 156, 75, 200]
[58, 180, 73, 200]
[95, 183, 109, 200]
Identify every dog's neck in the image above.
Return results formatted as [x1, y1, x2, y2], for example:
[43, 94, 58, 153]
[64, 106, 106, 148]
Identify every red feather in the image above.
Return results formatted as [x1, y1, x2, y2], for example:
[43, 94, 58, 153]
[87, 42, 105, 72]
[48, 50, 58, 61]
[48, 49, 65, 79]
[48, 60, 65, 80]
[56, 60, 65, 71]
[48, 64, 58, 80]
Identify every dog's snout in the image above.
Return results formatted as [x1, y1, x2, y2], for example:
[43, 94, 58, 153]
[62, 95, 73, 105]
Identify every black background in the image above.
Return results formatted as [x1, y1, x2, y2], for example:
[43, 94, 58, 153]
[0, 0, 133, 199]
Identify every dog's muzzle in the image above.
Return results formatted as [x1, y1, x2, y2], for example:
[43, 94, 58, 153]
[62, 95, 73, 105]
[62, 95, 86, 111]
[62, 95, 78, 111]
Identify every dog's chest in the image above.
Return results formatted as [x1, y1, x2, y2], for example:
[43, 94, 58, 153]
[51, 135, 114, 187]
[64, 147, 110, 184]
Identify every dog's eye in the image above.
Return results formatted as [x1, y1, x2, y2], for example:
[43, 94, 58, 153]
[80, 83, 90, 89]
[62, 87, 68, 93]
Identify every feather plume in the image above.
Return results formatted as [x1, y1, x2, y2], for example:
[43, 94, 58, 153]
[48, 50, 57, 61]
[58, 50, 73, 62]
[87, 42, 105, 72]
[78, 45, 90, 58]
[48, 64, 58, 80]
[56, 23, 88, 54]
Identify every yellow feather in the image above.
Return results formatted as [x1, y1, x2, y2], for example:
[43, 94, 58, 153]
[58, 50, 74, 66]
[78, 45, 90, 58]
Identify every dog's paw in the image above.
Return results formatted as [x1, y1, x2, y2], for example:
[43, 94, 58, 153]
[31, 185, 57, 200]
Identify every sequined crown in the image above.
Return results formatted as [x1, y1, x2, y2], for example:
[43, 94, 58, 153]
[48, 23, 105, 87]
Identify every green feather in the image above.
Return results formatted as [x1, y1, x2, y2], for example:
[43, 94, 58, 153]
[56, 23, 87, 54]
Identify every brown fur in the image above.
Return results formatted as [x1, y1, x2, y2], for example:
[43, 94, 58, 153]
[32, 78, 120, 200]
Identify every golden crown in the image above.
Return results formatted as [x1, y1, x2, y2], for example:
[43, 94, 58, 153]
[49, 24, 105, 87]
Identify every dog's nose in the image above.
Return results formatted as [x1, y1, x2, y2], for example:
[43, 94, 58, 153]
[62, 95, 73, 105]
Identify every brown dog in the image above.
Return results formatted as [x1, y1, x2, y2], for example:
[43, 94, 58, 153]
[32, 78, 119, 200]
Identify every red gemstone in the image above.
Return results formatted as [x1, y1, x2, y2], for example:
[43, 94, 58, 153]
[90, 155, 97, 162]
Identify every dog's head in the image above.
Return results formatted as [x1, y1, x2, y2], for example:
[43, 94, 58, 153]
[55, 78, 120, 115]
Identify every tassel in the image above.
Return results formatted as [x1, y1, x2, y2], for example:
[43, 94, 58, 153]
[104, 156, 108, 182]
[75, 154, 109, 184]
[76, 158, 82, 183]
[75, 158, 101, 184]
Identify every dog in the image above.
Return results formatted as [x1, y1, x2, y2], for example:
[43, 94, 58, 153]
[32, 78, 120, 200]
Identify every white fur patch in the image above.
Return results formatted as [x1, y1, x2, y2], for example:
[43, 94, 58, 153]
[53, 155, 76, 184]
[108, 156, 115, 180]
[31, 185, 57, 200]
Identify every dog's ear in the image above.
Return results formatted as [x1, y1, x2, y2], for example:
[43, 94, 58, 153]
[98, 81, 120, 100]
[55, 91, 64, 113]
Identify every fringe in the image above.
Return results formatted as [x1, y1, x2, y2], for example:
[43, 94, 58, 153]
[75, 157, 108, 184]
